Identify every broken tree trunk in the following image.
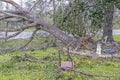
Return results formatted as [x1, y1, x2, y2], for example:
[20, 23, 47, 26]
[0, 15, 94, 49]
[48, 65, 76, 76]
[0, 0, 96, 50]
[0, 0, 76, 47]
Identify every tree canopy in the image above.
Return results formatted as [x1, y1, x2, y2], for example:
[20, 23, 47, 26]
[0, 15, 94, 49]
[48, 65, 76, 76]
[54, 0, 120, 41]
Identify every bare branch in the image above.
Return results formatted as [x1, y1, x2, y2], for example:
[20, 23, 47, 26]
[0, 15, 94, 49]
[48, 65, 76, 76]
[71, 69, 114, 78]
[19, 29, 38, 49]
[0, 0, 22, 10]
[0, 15, 13, 20]
[29, 0, 40, 12]
[0, 15, 23, 22]
[0, 22, 38, 32]
[0, 10, 27, 15]
[4, 18, 23, 22]
[0, 31, 23, 40]
[1, 29, 38, 53]
[0, 10, 33, 22]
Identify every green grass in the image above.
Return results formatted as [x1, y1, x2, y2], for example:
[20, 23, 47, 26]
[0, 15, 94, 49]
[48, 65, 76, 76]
[24, 28, 36, 32]
[93, 34, 120, 41]
[0, 33, 119, 80]
[0, 37, 56, 50]
[114, 34, 120, 41]
[0, 48, 120, 80]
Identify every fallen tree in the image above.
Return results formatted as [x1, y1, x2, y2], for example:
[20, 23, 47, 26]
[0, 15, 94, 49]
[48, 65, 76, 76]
[0, 0, 96, 52]
[0, 1, 118, 79]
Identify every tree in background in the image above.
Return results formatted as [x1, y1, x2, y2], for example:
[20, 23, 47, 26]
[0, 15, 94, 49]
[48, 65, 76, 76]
[54, 0, 120, 42]
[54, 0, 93, 38]
[102, 0, 120, 43]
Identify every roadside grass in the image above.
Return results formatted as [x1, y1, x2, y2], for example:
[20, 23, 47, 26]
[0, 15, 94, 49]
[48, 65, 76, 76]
[0, 48, 120, 80]
[113, 34, 120, 41]
[93, 34, 120, 42]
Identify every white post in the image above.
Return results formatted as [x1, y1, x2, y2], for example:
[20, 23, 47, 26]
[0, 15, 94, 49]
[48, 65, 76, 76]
[96, 43, 101, 55]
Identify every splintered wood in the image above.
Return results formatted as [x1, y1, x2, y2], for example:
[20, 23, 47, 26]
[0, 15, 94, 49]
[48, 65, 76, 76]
[75, 36, 96, 50]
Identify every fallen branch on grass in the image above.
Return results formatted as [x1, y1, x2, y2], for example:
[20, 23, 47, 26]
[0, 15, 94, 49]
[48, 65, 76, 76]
[70, 69, 114, 79]
[12, 54, 38, 62]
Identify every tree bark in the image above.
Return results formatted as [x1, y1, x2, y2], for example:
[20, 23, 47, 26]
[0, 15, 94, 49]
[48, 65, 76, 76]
[102, 6, 114, 43]
[37, 19, 76, 45]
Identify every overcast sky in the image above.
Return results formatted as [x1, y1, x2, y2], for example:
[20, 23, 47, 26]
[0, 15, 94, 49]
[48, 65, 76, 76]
[13, 0, 36, 4]
[13, 0, 21, 4]
[13, 0, 26, 5]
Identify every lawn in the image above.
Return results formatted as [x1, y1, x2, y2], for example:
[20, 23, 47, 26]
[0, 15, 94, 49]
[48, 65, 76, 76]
[114, 34, 120, 41]
[93, 34, 120, 42]
[0, 48, 120, 80]
[0, 35, 120, 80]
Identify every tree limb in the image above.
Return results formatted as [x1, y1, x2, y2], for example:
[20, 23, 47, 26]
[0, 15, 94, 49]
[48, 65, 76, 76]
[0, 10, 33, 22]
[1, 29, 38, 53]
[0, 0, 23, 10]
[29, 0, 40, 12]
[19, 29, 38, 50]
[0, 22, 38, 32]
[0, 31, 23, 40]
[71, 69, 114, 79]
